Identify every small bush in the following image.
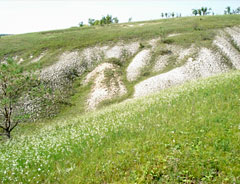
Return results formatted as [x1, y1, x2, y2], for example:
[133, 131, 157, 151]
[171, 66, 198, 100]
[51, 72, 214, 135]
[79, 22, 84, 27]
[106, 58, 123, 67]
[193, 23, 203, 31]
[142, 71, 150, 76]
[163, 39, 174, 44]
[139, 43, 145, 49]
[202, 36, 211, 41]
[66, 68, 79, 81]
[159, 49, 172, 55]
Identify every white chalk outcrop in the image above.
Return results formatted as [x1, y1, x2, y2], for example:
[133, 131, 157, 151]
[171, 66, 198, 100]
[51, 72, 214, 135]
[148, 38, 161, 49]
[153, 45, 196, 72]
[38, 27, 240, 108]
[105, 42, 139, 59]
[31, 52, 46, 63]
[168, 33, 182, 37]
[225, 27, 240, 49]
[40, 51, 86, 87]
[127, 49, 151, 81]
[84, 63, 127, 110]
[214, 33, 240, 69]
[134, 48, 229, 98]
[40, 41, 140, 87]
[153, 55, 170, 72]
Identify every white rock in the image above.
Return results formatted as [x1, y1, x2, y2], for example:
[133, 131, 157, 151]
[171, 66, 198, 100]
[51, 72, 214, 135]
[127, 49, 151, 81]
[134, 48, 229, 98]
[214, 33, 240, 69]
[85, 63, 127, 110]
[225, 27, 240, 49]
[153, 55, 170, 72]
[31, 52, 46, 63]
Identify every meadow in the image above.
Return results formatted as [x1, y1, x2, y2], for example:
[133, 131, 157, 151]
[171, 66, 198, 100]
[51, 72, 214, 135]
[0, 70, 239, 183]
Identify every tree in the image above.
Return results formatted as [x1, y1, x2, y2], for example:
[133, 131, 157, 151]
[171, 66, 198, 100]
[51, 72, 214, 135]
[128, 17, 132, 22]
[100, 16, 106, 25]
[0, 59, 51, 139]
[88, 18, 95, 26]
[161, 13, 164, 18]
[198, 9, 202, 16]
[203, 7, 212, 15]
[78, 21, 84, 27]
[208, 8, 212, 15]
[201, 7, 208, 15]
[113, 17, 119, 24]
[94, 20, 100, 25]
[171, 12, 175, 18]
[105, 14, 113, 24]
[192, 9, 198, 16]
[88, 15, 118, 26]
[165, 13, 168, 18]
[225, 6, 231, 14]
[236, 7, 240, 14]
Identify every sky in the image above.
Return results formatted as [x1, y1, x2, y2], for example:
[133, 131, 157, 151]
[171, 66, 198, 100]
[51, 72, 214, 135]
[1, 0, 239, 34]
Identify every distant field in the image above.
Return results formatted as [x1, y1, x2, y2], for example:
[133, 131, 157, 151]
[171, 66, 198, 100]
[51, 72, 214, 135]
[0, 34, 11, 37]
[0, 71, 240, 183]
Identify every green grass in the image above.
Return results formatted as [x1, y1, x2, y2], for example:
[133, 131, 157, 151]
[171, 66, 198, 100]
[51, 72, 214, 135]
[1, 71, 240, 183]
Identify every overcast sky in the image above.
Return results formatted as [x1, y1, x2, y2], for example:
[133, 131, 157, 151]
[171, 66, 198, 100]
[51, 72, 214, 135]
[1, 0, 239, 34]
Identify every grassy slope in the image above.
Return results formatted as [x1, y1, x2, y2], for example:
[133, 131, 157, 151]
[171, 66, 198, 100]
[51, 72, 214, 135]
[64, 15, 240, 113]
[0, 15, 240, 70]
[1, 71, 240, 183]
[1, 15, 240, 114]
[1, 15, 239, 113]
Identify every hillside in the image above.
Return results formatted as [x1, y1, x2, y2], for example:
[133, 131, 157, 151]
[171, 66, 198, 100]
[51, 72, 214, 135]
[1, 15, 240, 112]
[0, 15, 240, 183]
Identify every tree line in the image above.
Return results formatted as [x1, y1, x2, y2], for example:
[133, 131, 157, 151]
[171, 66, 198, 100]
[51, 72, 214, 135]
[161, 12, 182, 18]
[78, 6, 240, 27]
[192, 7, 212, 16]
[88, 14, 119, 26]
[192, 6, 240, 16]
[224, 6, 240, 15]
[78, 14, 119, 27]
